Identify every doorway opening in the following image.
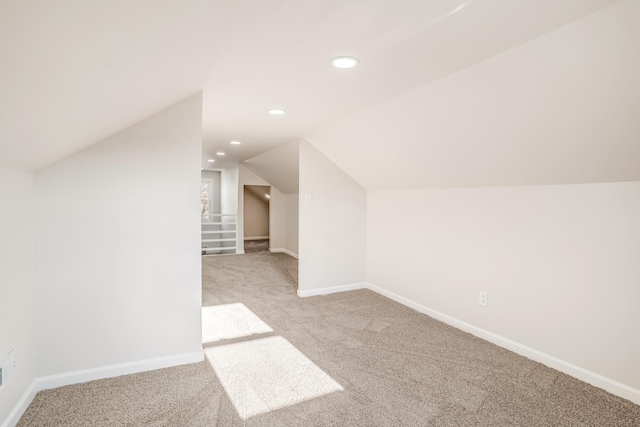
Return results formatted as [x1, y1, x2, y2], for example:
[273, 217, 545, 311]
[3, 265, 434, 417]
[243, 185, 270, 253]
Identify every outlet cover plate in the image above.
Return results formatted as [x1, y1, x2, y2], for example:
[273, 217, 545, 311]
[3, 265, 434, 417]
[479, 291, 488, 307]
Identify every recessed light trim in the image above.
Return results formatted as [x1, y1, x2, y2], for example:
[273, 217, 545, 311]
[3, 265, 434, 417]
[268, 109, 287, 115]
[331, 56, 359, 69]
[207, 159, 215, 162]
[230, 141, 241, 145]
[216, 152, 225, 156]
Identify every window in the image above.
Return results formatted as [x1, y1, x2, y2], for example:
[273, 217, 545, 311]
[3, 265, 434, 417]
[201, 178, 213, 223]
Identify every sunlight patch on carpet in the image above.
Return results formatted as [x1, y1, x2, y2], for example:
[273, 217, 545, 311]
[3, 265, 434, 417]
[205, 336, 344, 419]
[202, 303, 273, 344]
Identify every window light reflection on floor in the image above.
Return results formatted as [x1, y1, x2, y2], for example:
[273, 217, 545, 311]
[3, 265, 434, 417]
[205, 336, 344, 419]
[202, 303, 273, 344]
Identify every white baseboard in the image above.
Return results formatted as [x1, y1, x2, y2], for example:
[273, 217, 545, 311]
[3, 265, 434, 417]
[2, 351, 204, 427]
[297, 282, 368, 297]
[1, 380, 37, 427]
[35, 351, 203, 392]
[269, 248, 298, 259]
[365, 282, 640, 406]
[235, 250, 245, 255]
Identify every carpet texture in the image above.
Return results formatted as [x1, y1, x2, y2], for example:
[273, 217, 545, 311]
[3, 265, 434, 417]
[18, 252, 640, 426]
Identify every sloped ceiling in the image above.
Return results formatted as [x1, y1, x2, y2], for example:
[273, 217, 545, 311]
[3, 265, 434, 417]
[309, 0, 640, 189]
[0, 0, 237, 171]
[3, 0, 635, 191]
[243, 141, 300, 194]
[245, 185, 271, 202]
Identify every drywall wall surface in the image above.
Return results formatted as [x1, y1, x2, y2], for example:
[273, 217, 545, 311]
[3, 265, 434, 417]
[243, 186, 269, 238]
[309, 0, 640, 190]
[284, 194, 299, 255]
[367, 181, 640, 390]
[269, 187, 285, 249]
[0, 167, 35, 425]
[201, 170, 221, 214]
[298, 140, 366, 291]
[220, 166, 239, 251]
[220, 166, 238, 217]
[34, 94, 203, 377]
[269, 190, 298, 256]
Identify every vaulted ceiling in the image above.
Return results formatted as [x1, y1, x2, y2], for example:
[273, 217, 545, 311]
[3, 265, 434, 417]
[2, 0, 636, 189]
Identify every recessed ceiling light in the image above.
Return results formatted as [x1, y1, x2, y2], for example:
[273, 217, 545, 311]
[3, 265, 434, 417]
[216, 152, 225, 156]
[268, 109, 287, 115]
[230, 141, 241, 145]
[331, 56, 359, 69]
[207, 159, 215, 162]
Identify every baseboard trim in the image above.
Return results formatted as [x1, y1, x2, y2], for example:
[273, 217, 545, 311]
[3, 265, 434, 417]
[2, 351, 205, 426]
[244, 236, 269, 241]
[35, 351, 204, 392]
[1, 380, 37, 427]
[235, 250, 245, 255]
[269, 248, 298, 259]
[297, 282, 368, 297]
[365, 282, 640, 406]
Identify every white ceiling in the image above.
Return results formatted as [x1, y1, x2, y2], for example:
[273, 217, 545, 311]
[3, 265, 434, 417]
[309, 0, 640, 189]
[0, 0, 236, 171]
[2, 0, 633, 190]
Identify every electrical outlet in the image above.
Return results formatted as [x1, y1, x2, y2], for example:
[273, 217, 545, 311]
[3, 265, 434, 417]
[479, 291, 488, 307]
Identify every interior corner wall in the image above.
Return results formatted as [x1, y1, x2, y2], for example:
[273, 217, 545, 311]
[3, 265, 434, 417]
[0, 167, 35, 425]
[269, 189, 299, 256]
[298, 140, 366, 291]
[33, 93, 203, 378]
[367, 181, 640, 392]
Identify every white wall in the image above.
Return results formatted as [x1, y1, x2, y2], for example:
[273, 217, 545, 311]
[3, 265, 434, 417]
[201, 170, 221, 214]
[219, 166, 239, 252]
[220, 166, 238, 218]
[283, 194, 299, 255]
[298, 140, 366, 292]
[269, 190, 299, 257]
[0, 167, 35, 425]
[269, 187, 286, 251]
[34, 94, 203, 377]
[367, 181, 640, 391]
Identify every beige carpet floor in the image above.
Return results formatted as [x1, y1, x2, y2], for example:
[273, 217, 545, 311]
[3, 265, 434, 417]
[18, 252, 640, 426]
